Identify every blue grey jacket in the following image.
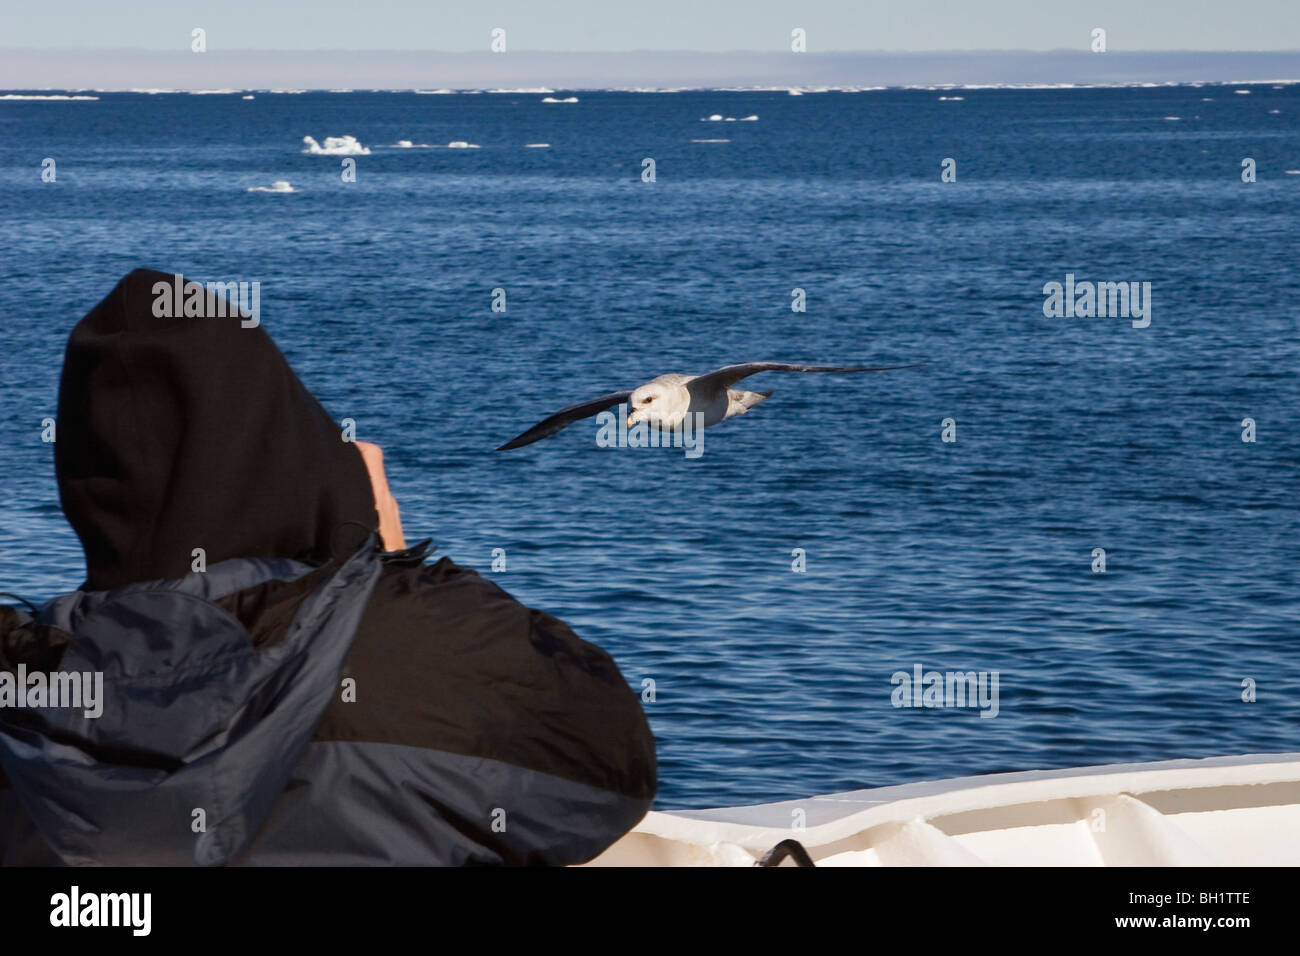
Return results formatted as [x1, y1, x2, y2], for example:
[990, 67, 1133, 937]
[0, 540, 656, 866]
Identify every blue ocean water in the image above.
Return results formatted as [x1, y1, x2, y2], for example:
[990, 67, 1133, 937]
[1, 87, 1298, 810]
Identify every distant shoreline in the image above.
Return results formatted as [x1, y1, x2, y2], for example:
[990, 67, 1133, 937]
[3, 49, 1299, 92]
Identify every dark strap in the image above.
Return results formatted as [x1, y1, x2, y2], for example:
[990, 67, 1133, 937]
[755, 839, 817, 867]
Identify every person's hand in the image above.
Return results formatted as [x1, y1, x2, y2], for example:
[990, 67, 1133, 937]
[355, 441, 406, 552]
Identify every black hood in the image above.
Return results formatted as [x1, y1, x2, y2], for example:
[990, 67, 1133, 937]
[56, 269, 378, 590]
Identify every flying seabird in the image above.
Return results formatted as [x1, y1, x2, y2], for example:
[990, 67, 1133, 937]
[497, 361, 922, 450]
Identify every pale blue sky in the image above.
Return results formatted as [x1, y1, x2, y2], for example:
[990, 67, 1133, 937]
[5, 0, 1300, 51]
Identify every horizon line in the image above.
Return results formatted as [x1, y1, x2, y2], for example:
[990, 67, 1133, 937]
[6, 47, 1300, 55]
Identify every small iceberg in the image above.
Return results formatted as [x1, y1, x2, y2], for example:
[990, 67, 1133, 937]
[447, 141, 480, 149]
[248, 180, 296, 193]
[242, 95, 254, 100]
[525, 143, 551, 148]
[302, 135, 371, 155]
[392, 139, 434, 148]
[541, 96, 579, 103]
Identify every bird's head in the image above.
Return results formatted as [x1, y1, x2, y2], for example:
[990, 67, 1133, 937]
[627, 382, 678, 428]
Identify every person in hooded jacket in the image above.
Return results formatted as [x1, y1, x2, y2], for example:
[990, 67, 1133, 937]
[0, 269, 656, 866]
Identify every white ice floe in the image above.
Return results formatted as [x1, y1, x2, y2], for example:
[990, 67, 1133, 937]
[1286, 170, 1300, 175]
[541, 96, 579, 103]
[691, 138, 730, 143]
[242, 95, 254, 100]
[1163, 116, 1181, 120]
[938, 96, 964, 101]
[302, 135, 371, 155]
[391, 139, 481, 149]
[525, 143, 551, 148]
[1269, 109, 1281, 114]
[0, 93, 98, 100]
[415, 89, 456, 94]
[190, 89, 239, 94]
[1234, 89, 1251, 94]
[489, 88, 554, 94]
[248, 180, 296, 193]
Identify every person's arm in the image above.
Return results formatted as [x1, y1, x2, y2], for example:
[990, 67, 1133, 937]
[355, 441, 406, 551]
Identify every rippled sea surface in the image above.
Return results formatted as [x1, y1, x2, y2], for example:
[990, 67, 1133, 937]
[1, 87, 1298, 808]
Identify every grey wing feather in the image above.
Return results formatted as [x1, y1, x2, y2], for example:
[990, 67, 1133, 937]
[690, 361, 924, 395]
[497, 390, 633, 450]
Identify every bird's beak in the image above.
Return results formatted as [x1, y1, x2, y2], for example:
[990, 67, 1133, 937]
[625, 411, 637, 427]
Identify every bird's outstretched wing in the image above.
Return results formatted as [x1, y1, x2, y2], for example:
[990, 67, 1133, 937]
[689, 362, 924, 396]
[497, 390, 633, 450]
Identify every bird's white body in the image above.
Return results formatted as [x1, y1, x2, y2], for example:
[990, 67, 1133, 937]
[629, 373, 771, 430]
